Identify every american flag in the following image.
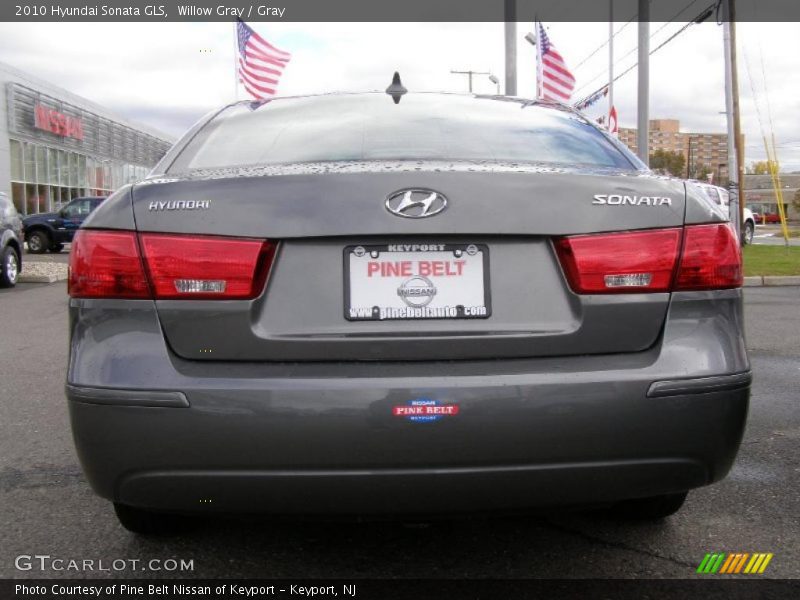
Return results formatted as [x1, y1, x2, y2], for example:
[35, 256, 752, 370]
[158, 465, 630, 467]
[236, 20, 291, 100]
[537, 23, 576, 103]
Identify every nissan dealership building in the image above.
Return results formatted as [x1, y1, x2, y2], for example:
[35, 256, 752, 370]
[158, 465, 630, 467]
[0, 60, 173, 216]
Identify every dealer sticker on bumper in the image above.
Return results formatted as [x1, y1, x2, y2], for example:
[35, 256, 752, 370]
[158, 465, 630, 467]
[392, 399, 460, 422]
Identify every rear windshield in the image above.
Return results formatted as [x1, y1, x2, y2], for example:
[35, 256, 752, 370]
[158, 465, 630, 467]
[168, 94, 636, 173]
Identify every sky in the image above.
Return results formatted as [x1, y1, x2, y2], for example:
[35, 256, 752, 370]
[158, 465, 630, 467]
[0, 20, 798, 169]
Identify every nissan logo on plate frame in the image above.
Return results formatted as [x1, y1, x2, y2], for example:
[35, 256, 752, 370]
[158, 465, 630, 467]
[385, 189, 448, 218]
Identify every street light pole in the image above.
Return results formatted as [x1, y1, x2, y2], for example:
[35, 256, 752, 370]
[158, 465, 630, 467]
[450, 70, 491, 93]
[489, 74, 501, 94]
[504, 0, 517, 95]
[636, 0, 649, 165]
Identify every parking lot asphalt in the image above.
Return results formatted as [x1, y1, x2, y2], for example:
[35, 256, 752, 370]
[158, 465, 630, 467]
[753, 224, 800, 246]
[0, 281, 798, 580]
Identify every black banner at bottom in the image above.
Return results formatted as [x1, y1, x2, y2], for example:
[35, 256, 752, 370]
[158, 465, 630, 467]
[2, 579, 800, 600]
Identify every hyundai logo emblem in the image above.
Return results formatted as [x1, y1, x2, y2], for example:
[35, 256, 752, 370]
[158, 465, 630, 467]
[385, 189, 448, 218]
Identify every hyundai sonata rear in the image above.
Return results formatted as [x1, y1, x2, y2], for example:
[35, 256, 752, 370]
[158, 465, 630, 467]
[66, 93, 750, 533]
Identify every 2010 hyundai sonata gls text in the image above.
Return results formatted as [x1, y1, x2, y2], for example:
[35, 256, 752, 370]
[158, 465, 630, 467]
[66, 91, 750, 534]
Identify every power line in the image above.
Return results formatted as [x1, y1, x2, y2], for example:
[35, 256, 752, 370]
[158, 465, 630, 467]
[572, 1, 715, 106]
[571, 0, 706, 100]
[571, 16, 636, 73]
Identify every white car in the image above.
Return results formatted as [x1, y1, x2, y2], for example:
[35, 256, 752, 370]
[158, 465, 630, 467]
[692, 182, 755, 245]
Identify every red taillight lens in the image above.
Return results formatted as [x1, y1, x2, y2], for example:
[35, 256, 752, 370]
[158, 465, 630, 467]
[69, 230, 150, 298]
[555, 223, 743, 294]
[675, 223, 742, 290]
[139, 233, 276, 299]
[69, 230, 276, 300]
[555, 228, 683, 294]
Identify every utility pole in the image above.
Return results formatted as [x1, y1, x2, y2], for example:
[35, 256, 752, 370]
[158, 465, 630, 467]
[450, 70, 491, 93]
[504, 0, 517, 95]
[636, 0, 649, 165]
[723, 0, 745, 241]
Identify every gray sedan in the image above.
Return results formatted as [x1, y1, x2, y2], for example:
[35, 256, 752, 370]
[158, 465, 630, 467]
[65, 90, 749, 534]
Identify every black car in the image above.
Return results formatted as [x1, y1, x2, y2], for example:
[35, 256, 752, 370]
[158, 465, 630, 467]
[23, 196, 106, 254]
[0, 191, 23, 287]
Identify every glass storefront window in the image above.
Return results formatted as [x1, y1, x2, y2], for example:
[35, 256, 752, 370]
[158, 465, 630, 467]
[35, 146, 45, 185]
[86, 157, 96, 190]
[11, 182, 24, 214]
[71, 154, 80, 190]
[25, 183, 39, 214]
[59, 150, 69, 187]
[10, 140, 23, 180]
[7, 136, 162, 213]
[77, 155, 87, 188]
[24, 142, 36, 184]
[48, 148, 58, 184]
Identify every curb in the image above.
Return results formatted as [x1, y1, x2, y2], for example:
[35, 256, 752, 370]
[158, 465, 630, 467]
[18, 272, 68, 284]
[744, 276, 800, 287]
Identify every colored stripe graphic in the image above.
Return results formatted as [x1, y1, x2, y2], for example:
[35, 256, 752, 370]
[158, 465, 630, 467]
[697, 553, 726, 574]
[699, 553, 773, 575]
[734, 553, 750, 573]
[744, 553, 774, 574]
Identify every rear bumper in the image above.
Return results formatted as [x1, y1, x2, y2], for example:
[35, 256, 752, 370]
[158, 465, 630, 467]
[66, 290, 751, 514]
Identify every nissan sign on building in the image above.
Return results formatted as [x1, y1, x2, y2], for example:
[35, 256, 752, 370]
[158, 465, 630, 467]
[0, 60, 173, 216]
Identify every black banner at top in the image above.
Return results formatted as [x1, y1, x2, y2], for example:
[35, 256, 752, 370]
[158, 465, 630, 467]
[1, 0, 798, 22]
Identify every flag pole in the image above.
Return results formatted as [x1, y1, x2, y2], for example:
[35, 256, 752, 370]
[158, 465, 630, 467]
[534, 19, 543, 99]
[232, 20, 239, 101]
[608, 0, 614, 127]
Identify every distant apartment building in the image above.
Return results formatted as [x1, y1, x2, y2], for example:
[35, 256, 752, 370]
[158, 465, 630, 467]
[619, 119, 735, 184]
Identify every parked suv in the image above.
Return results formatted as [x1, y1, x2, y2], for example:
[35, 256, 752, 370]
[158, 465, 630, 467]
[0, 192, 23, 287]
[23, 196, 106, 254]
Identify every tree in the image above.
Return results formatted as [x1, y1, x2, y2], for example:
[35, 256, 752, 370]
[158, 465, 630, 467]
[649, 149, 686, 177]
[694, 163, 712, 181]
[748, 160, 779, 175]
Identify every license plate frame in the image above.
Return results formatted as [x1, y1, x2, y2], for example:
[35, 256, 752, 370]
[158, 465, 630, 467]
[344, 243, 491, 321]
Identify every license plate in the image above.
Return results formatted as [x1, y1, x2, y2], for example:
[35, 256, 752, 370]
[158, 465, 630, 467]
[344, 243, 491, 321]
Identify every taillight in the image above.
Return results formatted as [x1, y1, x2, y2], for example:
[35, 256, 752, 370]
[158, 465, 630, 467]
[69, 230, 150, 299]
[69, 230, 276, 300]
[674, 223, 742, 290]
[554, 228, 682, 294]
[139, 233, 276, 300]
[555, 223, 742, 294]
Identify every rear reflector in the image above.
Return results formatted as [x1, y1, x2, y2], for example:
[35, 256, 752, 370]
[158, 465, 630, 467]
[555, 228, 682, 294]
[69, 230, 150, 299]
[69, 230, 276, 300]
[674, 223, 743, 290]
[555, 223, 742, 294]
